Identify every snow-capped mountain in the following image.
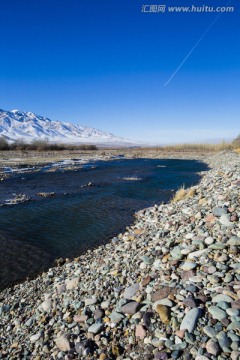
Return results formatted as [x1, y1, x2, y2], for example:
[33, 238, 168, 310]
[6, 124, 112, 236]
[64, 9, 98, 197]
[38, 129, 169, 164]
[0, 109, 133, 146]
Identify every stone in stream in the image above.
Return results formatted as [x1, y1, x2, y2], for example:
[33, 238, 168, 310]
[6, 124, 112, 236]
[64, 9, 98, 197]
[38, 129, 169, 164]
[180, 308, 202, 333]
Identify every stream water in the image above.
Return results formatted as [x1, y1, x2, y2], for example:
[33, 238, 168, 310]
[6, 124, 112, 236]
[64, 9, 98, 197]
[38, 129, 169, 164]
[0, 158, 209, 288]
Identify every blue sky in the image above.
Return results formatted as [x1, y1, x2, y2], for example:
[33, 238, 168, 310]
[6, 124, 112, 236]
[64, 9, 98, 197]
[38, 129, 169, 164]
[0, 0, 239, 144]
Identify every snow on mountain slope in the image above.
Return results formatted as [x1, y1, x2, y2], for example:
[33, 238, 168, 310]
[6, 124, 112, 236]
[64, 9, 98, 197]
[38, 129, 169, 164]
[0, 109, 133, 146]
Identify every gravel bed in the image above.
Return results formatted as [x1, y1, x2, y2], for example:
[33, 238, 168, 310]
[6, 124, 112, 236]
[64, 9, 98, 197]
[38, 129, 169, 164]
[0, 150, 239, 360]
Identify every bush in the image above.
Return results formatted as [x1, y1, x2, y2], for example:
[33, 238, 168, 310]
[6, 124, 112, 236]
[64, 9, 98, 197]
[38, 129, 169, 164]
[0, 138, 98, 151]
[0, 137, 9, 150]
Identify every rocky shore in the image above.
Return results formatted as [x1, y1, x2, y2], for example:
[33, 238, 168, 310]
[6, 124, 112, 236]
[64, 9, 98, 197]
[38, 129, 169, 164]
[0, 150, 239, 360]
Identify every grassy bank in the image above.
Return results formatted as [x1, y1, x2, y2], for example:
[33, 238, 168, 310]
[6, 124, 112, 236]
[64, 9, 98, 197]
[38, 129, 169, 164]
[140, 141, 236, 153]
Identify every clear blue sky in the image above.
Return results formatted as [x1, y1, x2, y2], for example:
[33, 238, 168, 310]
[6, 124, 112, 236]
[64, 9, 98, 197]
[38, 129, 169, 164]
[0, 0, 239, 144]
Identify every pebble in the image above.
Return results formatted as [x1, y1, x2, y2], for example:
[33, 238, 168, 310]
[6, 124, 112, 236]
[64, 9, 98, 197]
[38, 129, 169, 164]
[65, 277, 79, 290]
[227, 236, 240, 246]
[121, 301, 139, 314]
[219, 214, 232, 226]
[206, 339, 221, 356]
[41, 299, 52, 312]
[217, 331, 231, 350]
[203, 326, 218, 338]
[87, 323, 104, 334]
[208, 306, 226, 321]
[212, 294, 233, 303]
[30, 332, 42, 343]
[180, 308, 202, 332]
[55, 333, 71, 352]
[85, 297, 97, 306]
[155, 304, 170, 324]
[123, 283, 139, 299]
[135, 324, 146, 339]
[181, 262, 197, 271]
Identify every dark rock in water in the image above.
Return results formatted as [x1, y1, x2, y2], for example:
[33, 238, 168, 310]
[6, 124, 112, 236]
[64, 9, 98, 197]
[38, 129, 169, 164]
[81, 182, 95, 188]
[36, 192, 55, 197]
[3, 194, 30, 205]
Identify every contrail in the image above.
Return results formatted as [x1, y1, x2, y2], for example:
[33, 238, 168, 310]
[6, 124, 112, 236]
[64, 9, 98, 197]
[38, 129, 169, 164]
[164, 13, 222, 86]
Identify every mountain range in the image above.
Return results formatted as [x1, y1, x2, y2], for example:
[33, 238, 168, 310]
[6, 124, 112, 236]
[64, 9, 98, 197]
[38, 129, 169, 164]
[0, 109, 133, 146]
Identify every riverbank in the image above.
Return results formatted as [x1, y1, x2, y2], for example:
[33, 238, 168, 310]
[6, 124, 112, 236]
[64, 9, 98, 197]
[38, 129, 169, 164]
[0, 150, 239, 360]
[0, 148, 213, 170]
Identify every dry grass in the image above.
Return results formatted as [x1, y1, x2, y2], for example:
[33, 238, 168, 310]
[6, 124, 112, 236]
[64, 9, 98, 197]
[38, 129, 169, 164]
[234, 148, 240, 154]
[138, 141, 237, 153]
[186, 188, 196, 198]
[171, 186, 196, 203]
[159, 142, 233, 152]
[171, 186, 186, 203]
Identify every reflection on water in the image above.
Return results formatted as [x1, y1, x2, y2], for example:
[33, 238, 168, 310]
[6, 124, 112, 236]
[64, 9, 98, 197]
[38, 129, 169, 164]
[0, 158, 209, 288]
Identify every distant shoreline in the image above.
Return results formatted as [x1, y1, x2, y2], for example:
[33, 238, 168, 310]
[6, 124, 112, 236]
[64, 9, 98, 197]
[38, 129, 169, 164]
[0, 147, 214, 169]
